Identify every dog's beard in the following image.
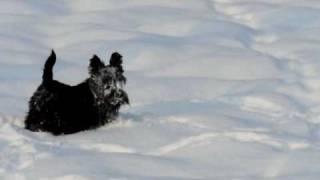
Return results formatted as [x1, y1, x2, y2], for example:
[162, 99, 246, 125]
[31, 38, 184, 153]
[103, 85, 112, 96]
[107, 89, 129, 106]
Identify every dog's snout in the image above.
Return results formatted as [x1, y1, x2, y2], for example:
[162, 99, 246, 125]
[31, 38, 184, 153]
[103, 76, 113, 84]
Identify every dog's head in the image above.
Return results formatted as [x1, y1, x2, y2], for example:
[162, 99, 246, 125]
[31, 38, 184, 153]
[89, 52, 129, 106]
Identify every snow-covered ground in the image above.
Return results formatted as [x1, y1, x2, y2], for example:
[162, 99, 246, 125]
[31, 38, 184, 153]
[1, 0, 320, 179]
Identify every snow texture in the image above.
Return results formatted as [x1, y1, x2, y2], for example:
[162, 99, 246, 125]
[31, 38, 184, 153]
[1, 0, 320, 179]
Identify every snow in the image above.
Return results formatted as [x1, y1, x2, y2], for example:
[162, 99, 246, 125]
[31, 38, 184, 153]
[1, 0, 320, 179]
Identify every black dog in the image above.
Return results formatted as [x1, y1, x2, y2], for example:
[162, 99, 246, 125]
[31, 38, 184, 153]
[25, 50, 129, 135]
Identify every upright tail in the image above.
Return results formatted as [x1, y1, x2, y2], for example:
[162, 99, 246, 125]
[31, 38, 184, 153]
[42, 50, 56, 84]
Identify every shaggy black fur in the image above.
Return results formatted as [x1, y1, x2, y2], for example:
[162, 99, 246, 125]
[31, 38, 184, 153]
[25, 50, 129, 135]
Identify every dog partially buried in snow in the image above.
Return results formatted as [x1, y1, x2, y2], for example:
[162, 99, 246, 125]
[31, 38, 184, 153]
[25, 50, 129, 135]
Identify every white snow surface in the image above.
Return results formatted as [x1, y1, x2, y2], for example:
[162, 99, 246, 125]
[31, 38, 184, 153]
[1, 0, 320, 179]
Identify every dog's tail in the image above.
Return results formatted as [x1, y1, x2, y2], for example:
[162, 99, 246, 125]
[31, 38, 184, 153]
[42, 50, 56, 84]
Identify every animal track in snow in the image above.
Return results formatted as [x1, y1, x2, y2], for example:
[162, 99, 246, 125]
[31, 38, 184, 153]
[150, 133, 218, 155]
[150, 131, 310, 156]
[78, 143, 136, 154]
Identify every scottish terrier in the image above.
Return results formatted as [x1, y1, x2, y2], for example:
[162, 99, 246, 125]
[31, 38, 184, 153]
[25, 50, 129, 135]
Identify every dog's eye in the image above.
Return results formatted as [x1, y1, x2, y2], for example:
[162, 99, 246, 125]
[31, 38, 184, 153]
[103, 69, 111, 75]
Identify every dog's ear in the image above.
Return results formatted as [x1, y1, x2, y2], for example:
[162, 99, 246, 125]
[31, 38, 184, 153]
[89, 55, 105, 74]
[109, 52, 123, 67]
